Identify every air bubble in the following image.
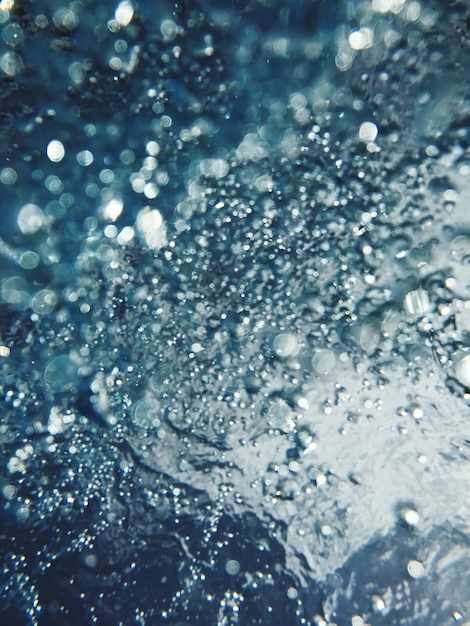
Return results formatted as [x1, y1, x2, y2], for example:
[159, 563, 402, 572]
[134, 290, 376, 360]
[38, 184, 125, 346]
[44, 355, 80, 392]
[267, 401, 292, 432]
[47, 140, 65, 163]
[359, 122, 378, 142]
[161, 19, 178, 42]
[407, 560, 425, 579]
[399, 507, 420, 527]
[53, 8, 79, 30]
[225, 560, 240, 575]
[0, 51, 23, 76]
[2, 22, 23, 47]
[0, 167, 17, 184]
[348, 29, 373, 51]
[135, 207, 167, 250]
[17, 203, 46, 234]
[132, 397, 162, 429]
[115, 1, 134, 26]
[77, 150, 94, 166]
[2, 276, 30, 308]
[273, 333, 299, 358]
[312, 349, 336, 375]
[31, 289, 58, 315]
[19, 251, 40, 270]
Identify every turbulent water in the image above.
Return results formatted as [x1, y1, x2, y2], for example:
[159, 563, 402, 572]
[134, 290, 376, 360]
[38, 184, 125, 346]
[1, 0, 470, 624]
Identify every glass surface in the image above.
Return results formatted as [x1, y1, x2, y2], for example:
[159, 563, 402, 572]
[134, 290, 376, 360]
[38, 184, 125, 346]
[1, 0, 469, 624]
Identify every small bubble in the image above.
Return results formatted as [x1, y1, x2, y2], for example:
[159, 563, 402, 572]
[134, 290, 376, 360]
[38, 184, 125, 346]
[16, 505, 30, 522]
[45, 175, 64, 194]
[44, 354, 80, 392]
[412, 406, 424, 420]
[35, 14, 49, 29]
[132, 397, 161, 429]
[46, 140, 65, 163]
[146, 141, 160, 156]
[135, 207, 167, 250]
[225, 560, 240, 575]
[161, 115, 172, 128]
[2, 276, 30, 308]
[287, 586, 298, 599]
[115, 1, 133, 26]
[117, 226, 134, 245]
[312, 349, 336, 375]
[425, 144, 439, 157]
[348, 28, 373, 50]
[19, 251, 40, 270]
[84, 553, 98, 568]
[100, 197, 123, 222]
[31, 289, 58, 315]
[359, 122, 378, 142]
[2, 22, 23, 47]
[297, 397, 309, 410]
[321, 524, 333, 536]
[53, 8, 79, 30]
[370, 594, 386, 614]
[2, 484, 16, 499]
[444, 189, 458, 203]
[69, 60, 85, 83]
[407, 559, 425, 579]
[0, 51, 23, 76]
[161, 18, 178, 42]
[335, 50, 354, 71]
[77, 150, 93, 166]
[0, 167, 17, 184]
[273, 333, 299, 358]
[400, 507, 420, 527]
[405, 1, 421, 22]
[99, 168, 115, 184]
[17, 203, 45, 234]
[84, 124, 96, 137]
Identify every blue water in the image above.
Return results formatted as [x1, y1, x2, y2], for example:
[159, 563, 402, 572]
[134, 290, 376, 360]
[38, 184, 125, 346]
[1, 0, 470, 624]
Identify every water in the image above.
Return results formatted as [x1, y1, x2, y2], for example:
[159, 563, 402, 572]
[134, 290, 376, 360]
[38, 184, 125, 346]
[1, 0, 470, 624]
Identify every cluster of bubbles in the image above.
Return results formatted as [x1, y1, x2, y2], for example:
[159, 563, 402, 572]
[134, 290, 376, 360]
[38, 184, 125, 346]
[1, 0, 470, 624]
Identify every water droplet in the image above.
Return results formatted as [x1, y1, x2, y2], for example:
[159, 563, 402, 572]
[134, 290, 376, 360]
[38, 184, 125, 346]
[407, 559, 425, 579]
